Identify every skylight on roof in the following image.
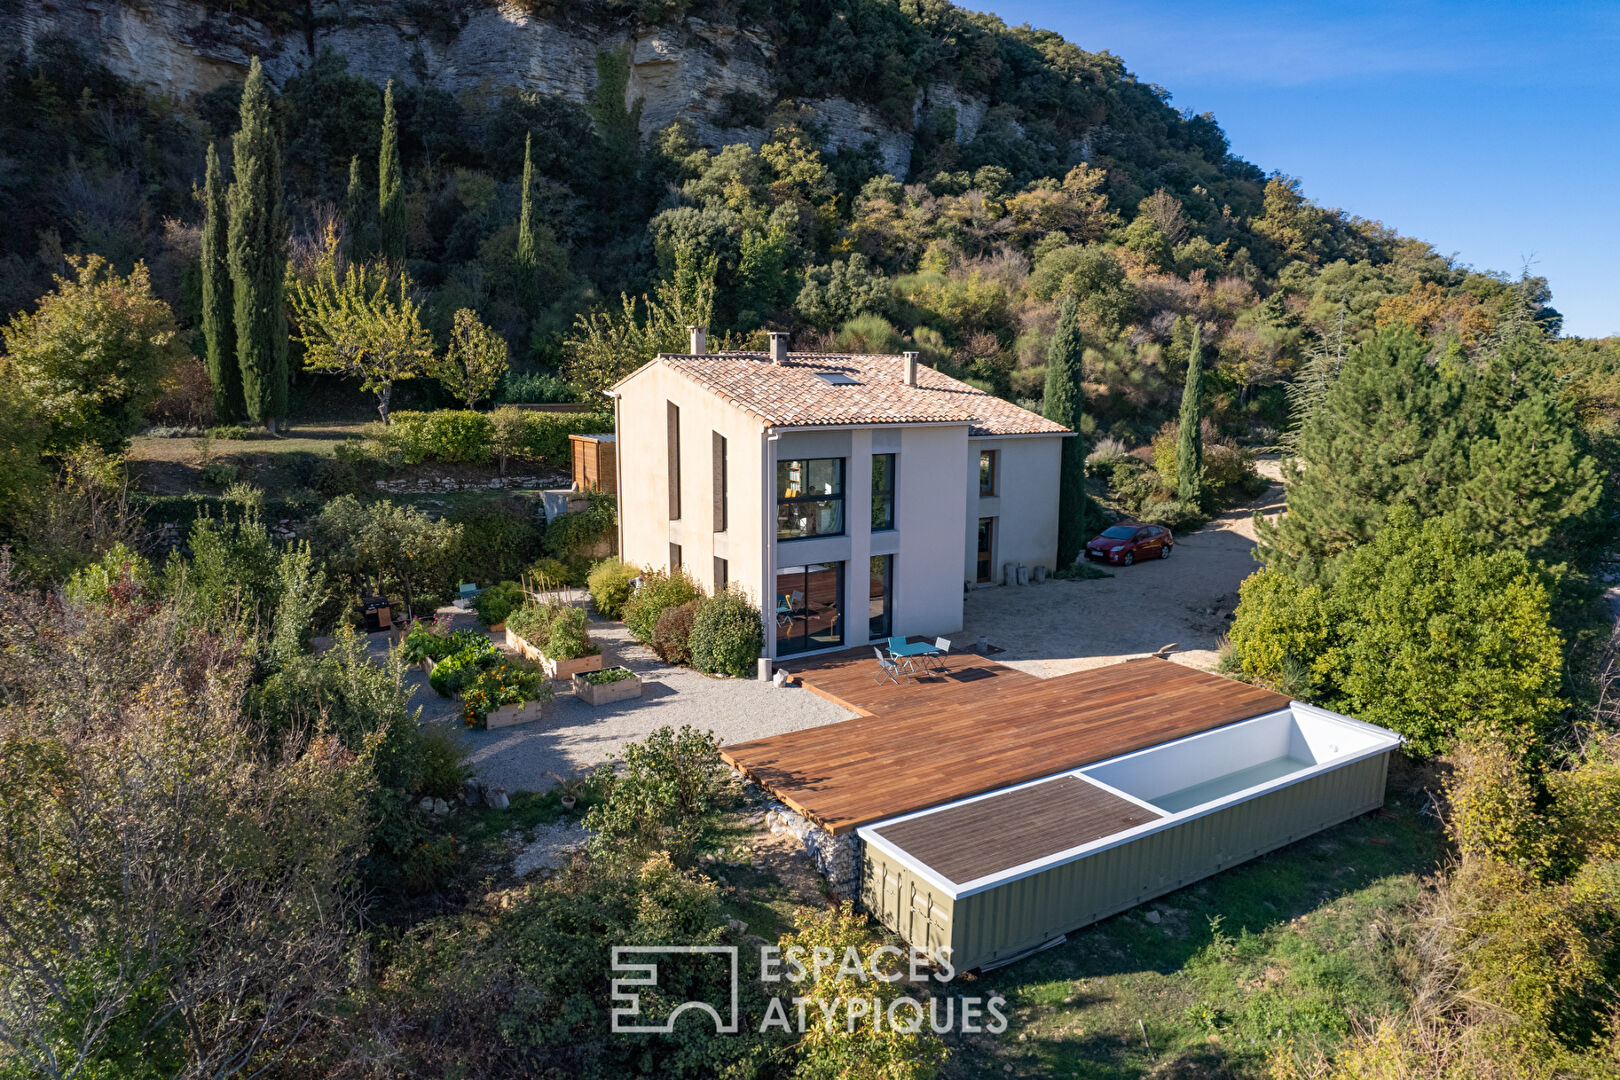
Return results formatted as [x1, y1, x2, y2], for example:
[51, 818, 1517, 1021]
[814, 371, 860, 385]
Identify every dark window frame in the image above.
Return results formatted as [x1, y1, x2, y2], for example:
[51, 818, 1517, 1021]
[776, 457, 846, 541]
[712, 431, 728, 533]
[868, 553, 893, 640]
[714, 556, 728, 590]
[978, 449, 998, 497]
[670, 542, 682, 569]
[667, 402, 681, 520]
[871, 453, 896, 532]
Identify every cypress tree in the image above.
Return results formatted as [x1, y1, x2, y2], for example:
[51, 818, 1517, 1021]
[1176, 322, 1206, 506]
[1043, 290, 1088, 566]
[378, 79, 405, 266]
[515, 132, 537, 308]
[342, 154, 374, 262]
[226, 57, 289, 433]
[200, 142, 243, 422]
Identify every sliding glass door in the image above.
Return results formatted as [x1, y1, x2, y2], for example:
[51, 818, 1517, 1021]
[775, 562, 845, 655]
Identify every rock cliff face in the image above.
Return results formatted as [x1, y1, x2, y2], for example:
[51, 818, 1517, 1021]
[5, 0, 989, 176]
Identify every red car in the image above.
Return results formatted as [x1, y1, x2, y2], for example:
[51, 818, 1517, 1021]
[1085, 523, 1173, 565]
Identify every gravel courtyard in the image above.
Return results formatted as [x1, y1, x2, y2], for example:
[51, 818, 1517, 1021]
[959, 458, 1284, 677]
[384, 608, 852, 794]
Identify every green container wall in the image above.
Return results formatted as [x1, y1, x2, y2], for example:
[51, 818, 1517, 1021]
[861, 752, 1390, 973]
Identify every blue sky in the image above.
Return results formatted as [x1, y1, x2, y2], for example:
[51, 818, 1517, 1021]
[977, 1, 1619, 337]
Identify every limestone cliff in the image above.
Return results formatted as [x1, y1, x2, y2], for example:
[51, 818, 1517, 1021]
[5, 0, 992, 175]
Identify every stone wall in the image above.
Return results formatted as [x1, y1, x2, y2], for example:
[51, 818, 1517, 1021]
[764, 801, 860, 901]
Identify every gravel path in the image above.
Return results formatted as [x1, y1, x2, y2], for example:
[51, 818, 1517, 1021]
[960, 457, 1284, 677]
[373, 604, 852, 794]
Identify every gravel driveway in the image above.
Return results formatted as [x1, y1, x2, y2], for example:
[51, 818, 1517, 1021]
[960, 459, 1284, 678]
[380, 606, 852, 794]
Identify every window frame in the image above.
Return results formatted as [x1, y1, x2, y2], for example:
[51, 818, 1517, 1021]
[978, 449, 998, 497]
[871, 453, 897, 532]
[776, 457, 847, 541]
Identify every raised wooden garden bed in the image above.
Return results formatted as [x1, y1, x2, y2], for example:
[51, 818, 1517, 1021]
[572, 668, 643, 706]
[484, 700, 545, 729]
[505, 627, 604, 680]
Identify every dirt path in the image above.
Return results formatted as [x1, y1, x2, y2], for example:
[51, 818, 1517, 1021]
[961, 457, 1285, 677]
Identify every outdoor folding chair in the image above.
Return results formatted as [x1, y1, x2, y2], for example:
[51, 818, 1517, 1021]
[872, 647, 904, 685]
[930, 637, 952, 675]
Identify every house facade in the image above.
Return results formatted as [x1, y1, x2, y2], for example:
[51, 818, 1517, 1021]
[610, 330, 1071, 666]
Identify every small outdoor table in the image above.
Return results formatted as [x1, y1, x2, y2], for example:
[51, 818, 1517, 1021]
[888, 640, 939, 677]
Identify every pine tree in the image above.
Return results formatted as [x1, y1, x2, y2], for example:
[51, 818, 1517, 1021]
[1255, 327, 1465, 582]
[226, 57, 289, 433]
[1176, 322, 1206, 506]
[342, 154, 374, 262]
[1043, 290, 1087, 566]
[200, 142, 243, 422]
[377, 79, 405, 267]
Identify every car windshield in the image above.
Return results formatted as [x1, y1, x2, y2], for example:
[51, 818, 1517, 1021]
[1100, 526, 1136, 539]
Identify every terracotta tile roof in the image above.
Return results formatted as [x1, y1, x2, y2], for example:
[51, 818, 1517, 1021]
[643, 351, 1071, 437]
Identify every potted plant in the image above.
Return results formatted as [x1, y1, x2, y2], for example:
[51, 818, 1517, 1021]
[571, 665, 642, 706]
[547, 771, 590, 810]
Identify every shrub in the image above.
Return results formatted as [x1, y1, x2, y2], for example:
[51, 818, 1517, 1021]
[652, 599, 700, 665]
[208, 424, 253, 440]
[689, 588, 763, 678]
[542, 490, 616, 560]
[472, 580, 525, 626]
[584, 725, 738, 858]
[496, 370, 577, 404]
[1136, 499, 1206, 532]
[588, 557, 637, 619]
[414, 725, 475, 798]
[527, 556, 572, 587]
[450, 503, 544, 585]
[461, 659, 552, 725]
[427, 637, 499, 697]
[623, 566, 702, 644]
[201, 461, 239, 486]
[1086, 435, 1131, 467]
[384, 409, 496, 464]
[489, 407, 610, 465]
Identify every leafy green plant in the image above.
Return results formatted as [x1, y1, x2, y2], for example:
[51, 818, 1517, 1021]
[584, 725, 737, 859]
[383, 409, 496, 465]
[543, 603, 597, 660]
[461, 659, 551, 726]
[427, 637, 499, 697]
[623, 566, 701, 644]
[200, 461, 239, 487]
[496, 370, 577, 404]
[688, 588, 763, 678]
[587, 557, 637, 619]
[541, 490, 617, 559]
[581, 667, 635, 685]
[207, 424, 252, 440]
[472, 580, 525, 626]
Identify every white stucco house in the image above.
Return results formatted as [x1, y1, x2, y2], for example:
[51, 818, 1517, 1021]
[608, 329, 1072, 664]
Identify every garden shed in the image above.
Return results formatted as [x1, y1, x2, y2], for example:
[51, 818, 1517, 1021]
[856, 702, 1402, 972]
[570, 433, 616, 494]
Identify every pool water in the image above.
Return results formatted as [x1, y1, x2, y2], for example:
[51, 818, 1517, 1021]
[1149, 755, 1312, 814]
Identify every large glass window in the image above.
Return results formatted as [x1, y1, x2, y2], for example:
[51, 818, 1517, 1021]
[775, 562, 844, 655]
[777, 458, 844, 540]
[871, 453, 896, 531]
[868, 554, 892, 640]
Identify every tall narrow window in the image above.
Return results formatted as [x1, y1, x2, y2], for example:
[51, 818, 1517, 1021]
[868, 554, 893, 639]
[978, 449, 998, 496]
[712, 431, 728, 532]
[871, 453, 896, 531]
[776, 458, 845, 540]
[775, 562, 845, 655]
[667, 401, 681, 520]
[670, 542, 683, 569]
[714, 556, 728, 590]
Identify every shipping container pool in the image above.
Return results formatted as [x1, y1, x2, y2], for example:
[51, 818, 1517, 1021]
[857, 702, 1402, 973]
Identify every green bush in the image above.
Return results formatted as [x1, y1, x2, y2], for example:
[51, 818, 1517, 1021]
[473, 580, 526, 626]
[652, 599, 700, 665]
[200, 461, 239, 486]
[588, 557, 637, 619]
[489, 407, 609, 465]
[689, 587, 764, 678]
[414, 725, 475, 798]
[451, 503, 544, 585]
[496, 370, 578, 404]
[542, 490, 617, 560]
[385, 410, 496, 465]
[207, 423, 252, 440]
[584, 725, 738, 858]
[527, 556, 573, 587]
[1136, 499, 1207, 532]
[623, 566, 702, 644]
[428, 638, 499, 697]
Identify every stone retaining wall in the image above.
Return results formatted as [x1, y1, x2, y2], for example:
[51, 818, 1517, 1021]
[763, 801, 860, 901]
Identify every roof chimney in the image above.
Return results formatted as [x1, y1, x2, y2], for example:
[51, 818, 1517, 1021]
[768, 331, 789, 365]
[687, 325, 707, 356]
[902, 351, 919, 387]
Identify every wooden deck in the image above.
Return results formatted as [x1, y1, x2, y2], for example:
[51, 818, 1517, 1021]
[722, 654, 1290, 835]
[870, 775, 1160, 885]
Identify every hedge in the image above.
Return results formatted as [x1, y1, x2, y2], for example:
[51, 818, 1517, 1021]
[381, 409, 609, 467]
